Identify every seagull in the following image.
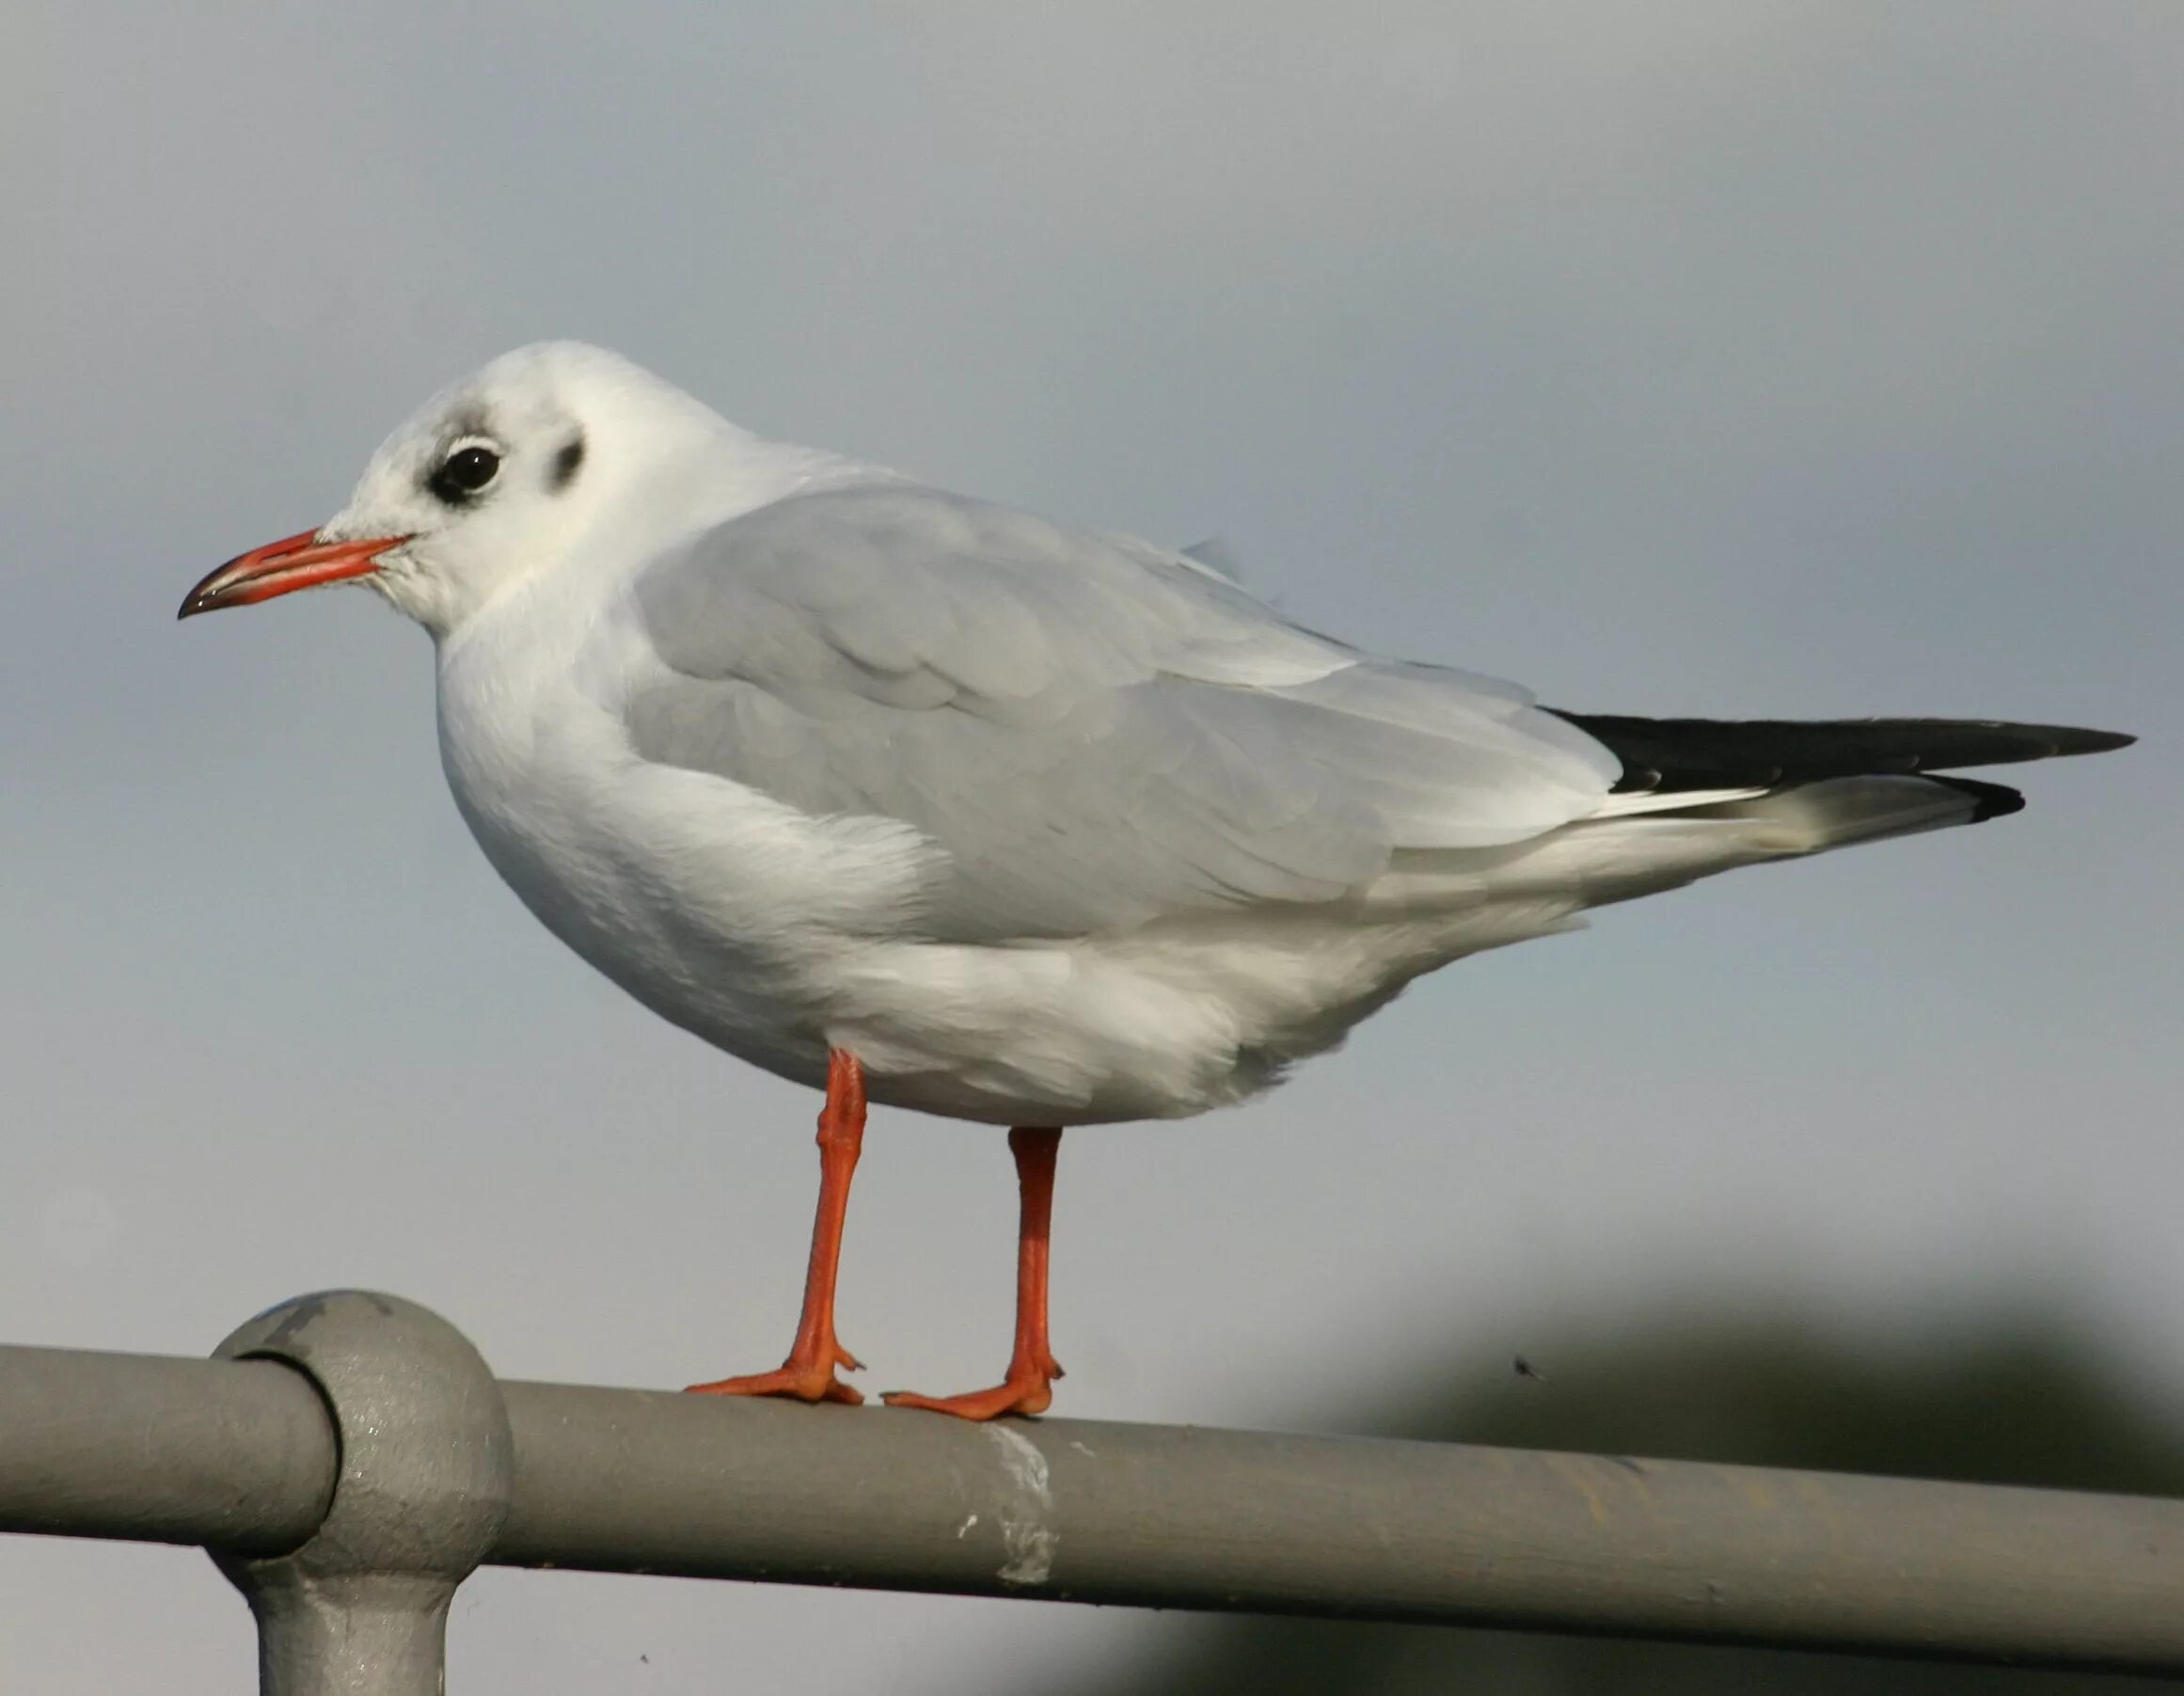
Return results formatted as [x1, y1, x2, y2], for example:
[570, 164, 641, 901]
[181, 341, 2132, 1419]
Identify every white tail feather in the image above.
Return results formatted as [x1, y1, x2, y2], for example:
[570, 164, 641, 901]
[1504, 776, 1997, 910]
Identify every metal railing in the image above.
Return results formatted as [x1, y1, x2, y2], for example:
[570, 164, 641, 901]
[4, 1291, 2181, 1692]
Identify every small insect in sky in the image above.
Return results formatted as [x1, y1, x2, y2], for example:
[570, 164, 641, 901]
[1512, 1355, 1548, 1384]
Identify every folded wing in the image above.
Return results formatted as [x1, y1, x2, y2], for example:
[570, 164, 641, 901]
[621, 486, 1619, 940]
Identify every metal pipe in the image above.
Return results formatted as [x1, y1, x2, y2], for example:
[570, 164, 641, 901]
[493, 1382, 2184, 1672]
[0, 1346, 333, 1554]
[6, 1325, 2184, 1675]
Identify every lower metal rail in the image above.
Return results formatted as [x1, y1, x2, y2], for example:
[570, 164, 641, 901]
[3, 1292, 2179, 1691]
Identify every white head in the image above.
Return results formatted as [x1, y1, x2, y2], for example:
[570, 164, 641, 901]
[182, 341, 790, 640]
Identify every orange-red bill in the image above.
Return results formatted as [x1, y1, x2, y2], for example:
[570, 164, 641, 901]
[178, 530, 408, 619]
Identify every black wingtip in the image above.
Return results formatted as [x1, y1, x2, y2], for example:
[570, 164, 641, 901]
[1930, 776, 2027, 823]
[2050, 726, 2135, 756]
[1547, 712, 2136, 795]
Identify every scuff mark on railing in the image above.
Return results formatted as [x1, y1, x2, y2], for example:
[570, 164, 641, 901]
[984, 1424, 1057, 1585]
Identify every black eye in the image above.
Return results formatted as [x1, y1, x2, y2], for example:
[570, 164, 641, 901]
[430, 443, 501, 502]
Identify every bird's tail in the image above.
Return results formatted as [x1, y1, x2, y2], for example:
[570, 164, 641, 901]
[1492, 715, 2132, 911]
[1495, 774, 2017, 911]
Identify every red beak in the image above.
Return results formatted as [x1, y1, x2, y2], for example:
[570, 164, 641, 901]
[178, 529, 409, 619]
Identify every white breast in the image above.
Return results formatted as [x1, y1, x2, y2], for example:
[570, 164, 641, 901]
[432, 579, 929, 1087]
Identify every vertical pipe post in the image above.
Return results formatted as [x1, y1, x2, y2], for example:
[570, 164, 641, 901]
[209, 1292, 514, 1696]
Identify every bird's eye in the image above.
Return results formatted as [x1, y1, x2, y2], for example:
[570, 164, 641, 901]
[430, 441, 501, 502]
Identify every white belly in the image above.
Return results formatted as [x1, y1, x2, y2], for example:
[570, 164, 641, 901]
[429, 606, 1217, 1122]
[429, 596, 1578, 1127]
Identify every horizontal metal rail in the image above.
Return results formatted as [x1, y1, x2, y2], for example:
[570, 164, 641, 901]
[5, 1295, 2184, 1685]
[0, 1347, 333, 1553]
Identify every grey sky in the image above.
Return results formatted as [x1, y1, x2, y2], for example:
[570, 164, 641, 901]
[4, 4, 2178, 1690]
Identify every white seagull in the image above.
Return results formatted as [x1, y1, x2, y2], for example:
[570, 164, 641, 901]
[182, 341, 2131, 1419]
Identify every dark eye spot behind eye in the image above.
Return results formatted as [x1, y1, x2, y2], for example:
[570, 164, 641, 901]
[429, 443, 501, 503]
[550, 433, 585, 492]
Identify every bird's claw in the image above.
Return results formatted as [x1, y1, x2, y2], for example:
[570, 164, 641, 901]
[882, 1362, 1059, 1421]
[686, 1347, 864, 1404]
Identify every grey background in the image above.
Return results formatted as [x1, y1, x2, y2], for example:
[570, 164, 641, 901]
[3, 4, 2176, 1690]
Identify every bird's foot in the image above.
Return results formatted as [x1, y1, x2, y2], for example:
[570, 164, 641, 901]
[686, 1342, 865, 1405]
[882, 1355, 1061, 1421]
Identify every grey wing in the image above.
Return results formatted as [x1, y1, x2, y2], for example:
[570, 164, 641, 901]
[623, 484, 1619, 941]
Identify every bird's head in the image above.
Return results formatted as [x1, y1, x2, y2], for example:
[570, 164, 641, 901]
[181, 341, 746, 640]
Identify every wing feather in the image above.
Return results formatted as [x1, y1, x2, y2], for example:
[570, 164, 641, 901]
[622, 485, 1616, 939]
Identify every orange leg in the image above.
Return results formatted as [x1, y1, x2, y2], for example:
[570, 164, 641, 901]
[885, 1126, 1065, 1420]
[686, 1049, 868, 1404]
